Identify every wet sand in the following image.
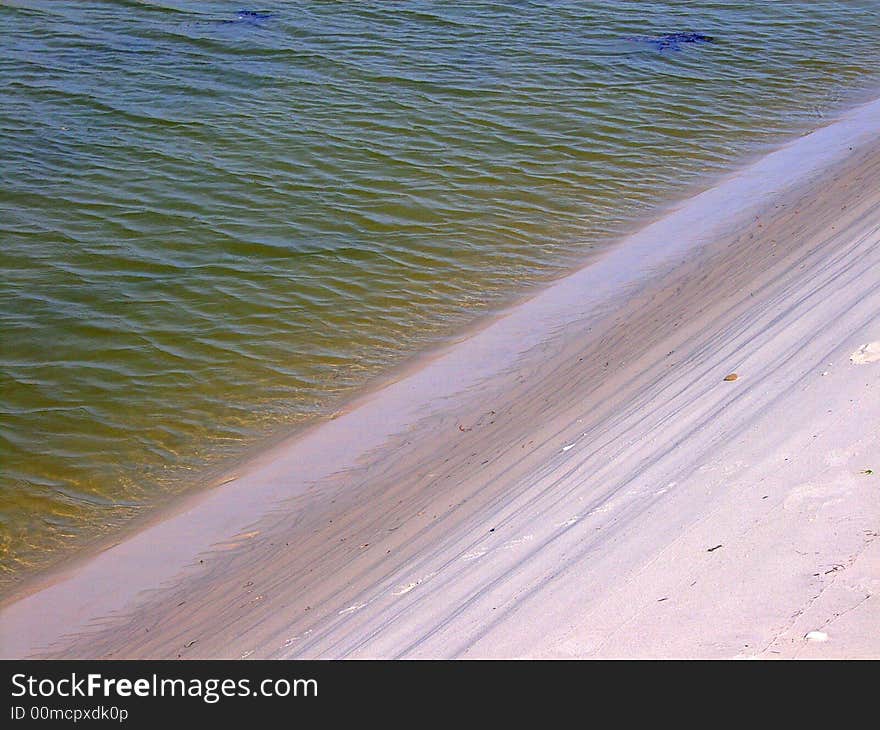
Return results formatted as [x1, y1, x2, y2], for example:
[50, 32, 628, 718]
[2, 99, 880, 659]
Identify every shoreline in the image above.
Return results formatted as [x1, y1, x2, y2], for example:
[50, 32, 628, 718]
[3, 97, 880, 658]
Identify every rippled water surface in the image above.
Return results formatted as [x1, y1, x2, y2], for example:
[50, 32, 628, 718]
[2, 0, 880, 589]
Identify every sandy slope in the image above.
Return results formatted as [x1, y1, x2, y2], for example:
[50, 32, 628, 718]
[2, 100, 879, 659]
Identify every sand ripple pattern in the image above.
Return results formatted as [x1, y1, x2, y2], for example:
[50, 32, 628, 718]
[1, 0, 880, 587]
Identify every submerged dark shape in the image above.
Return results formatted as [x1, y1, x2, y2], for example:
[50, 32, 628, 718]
[205, 10, 274, 27]
[660, 32, 714, 44]
[234, 10, 274, 22]
[627, 32, 715, 52]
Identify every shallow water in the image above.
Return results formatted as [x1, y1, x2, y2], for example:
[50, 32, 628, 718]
[2, 0, 880, 589]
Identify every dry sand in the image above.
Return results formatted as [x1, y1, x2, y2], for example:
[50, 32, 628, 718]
[2, 99, 880, 659]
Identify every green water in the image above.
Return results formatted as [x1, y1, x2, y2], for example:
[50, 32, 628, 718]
[2, 0, 880, 590]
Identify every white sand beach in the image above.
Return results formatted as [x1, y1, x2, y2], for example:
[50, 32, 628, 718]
[2, 98, 879, 659]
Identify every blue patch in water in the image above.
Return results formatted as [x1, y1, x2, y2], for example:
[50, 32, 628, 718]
[234, 10, 274, 23]
[627, 32, 715, 52]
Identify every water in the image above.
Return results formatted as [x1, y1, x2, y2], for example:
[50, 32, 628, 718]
[2, 0, 880, 591]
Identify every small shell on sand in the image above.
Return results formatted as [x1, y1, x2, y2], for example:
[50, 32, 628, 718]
[804, 630, 828, 642]
[850, 341, 880, 364]
[723, 373, 739, 381]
